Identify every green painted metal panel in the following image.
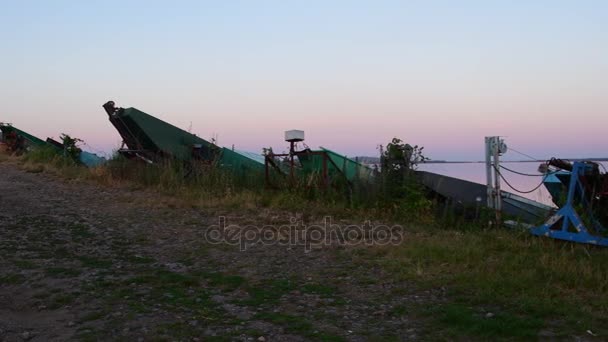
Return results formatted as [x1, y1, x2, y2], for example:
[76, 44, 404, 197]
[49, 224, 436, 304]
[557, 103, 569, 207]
[0, 124, 50, 148]
[297, 147, 373, 182]
[219, 148, 264, 174]
[112, 107, 263, 174]
[297, 151, 326, 173]
[117, 108, 214, 161]
[321, 147, 373, 181]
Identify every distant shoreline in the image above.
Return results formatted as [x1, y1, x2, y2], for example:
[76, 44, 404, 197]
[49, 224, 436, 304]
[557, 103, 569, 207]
[423, 158, 608, 164]
[355, 157, 608, 165]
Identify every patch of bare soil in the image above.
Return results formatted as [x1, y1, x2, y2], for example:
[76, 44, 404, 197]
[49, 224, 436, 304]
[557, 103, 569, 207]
[0, 161, 439, 341]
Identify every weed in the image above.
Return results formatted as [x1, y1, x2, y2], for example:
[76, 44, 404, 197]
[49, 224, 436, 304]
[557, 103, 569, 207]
[243, 278, 296, 306]
[121, 254, 155, 264]
[80, 310, 107, 322]
[255, 312, 313, 334]
[389, 304, 409, 317]
[46, 267, 82, 278]
[301, 283, 337, 297]
[255, 312, 345, 341]
[202, 272, 246, 292]
[13, 138, 435, 226]
[49, 293, 78, 309]
[0, 273, 26, 285]
[14, 260, 37, 269]
[430, 303, 543, 339]
[70, 223, 94, 239]
[77, 256, 113, 269]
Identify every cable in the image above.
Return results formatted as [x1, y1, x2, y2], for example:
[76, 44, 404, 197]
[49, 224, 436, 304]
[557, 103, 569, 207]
[493, 165, 547, 194]
[499, 164, 547, 177]
[499, 164, 561, 177]
[508, 146, 541, 162]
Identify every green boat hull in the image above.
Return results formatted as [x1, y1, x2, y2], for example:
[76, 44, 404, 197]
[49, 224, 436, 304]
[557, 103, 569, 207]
[106, 105, 264, 174]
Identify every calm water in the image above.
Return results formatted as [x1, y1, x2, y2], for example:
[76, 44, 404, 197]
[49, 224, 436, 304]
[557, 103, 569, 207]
[418, 161, 608, 206]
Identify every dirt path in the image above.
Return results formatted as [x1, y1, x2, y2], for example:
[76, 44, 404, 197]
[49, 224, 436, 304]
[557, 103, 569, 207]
[0, 161, 437, 341]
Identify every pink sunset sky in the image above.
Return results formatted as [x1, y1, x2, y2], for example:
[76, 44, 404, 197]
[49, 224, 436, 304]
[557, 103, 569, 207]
[1, 1, 607, 161]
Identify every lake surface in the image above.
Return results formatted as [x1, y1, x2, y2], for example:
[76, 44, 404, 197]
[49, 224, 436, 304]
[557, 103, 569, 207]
[418, 161, 608, 206]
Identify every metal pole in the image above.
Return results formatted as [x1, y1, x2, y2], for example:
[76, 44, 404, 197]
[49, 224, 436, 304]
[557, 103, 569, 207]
[322, 153, 329, 188]
[289, 141, 295, 186]
[485, 137, 493, 209]
[265, 155, 270, 188]
[493, 137, 502, 226]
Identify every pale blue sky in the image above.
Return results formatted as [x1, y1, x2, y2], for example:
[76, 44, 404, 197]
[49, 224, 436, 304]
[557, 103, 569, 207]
[1, 0, 607, 160]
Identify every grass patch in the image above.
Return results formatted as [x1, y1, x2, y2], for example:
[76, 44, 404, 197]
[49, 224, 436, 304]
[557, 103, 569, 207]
[243, 278, 296, 306]
[46, 267, 82, 278]
[155, 269, 199, 287]
[389, 304, 409, 317]
[78, 256, 113, 268]
[255, 312, 313, 334]
[128, 269, 199, 288]
[0, 273, 26, 285]
[155, 321, 234, 341]
[54, 247, 74, 259]
[21, 146, 88, 180]
[80, 310, 107, 322]
[120, 270, 219, 310]
[49, 293, 78, 309]
[202, 272, 246, 291]
[75, 327, 101, 342]
[301, 283, 337, 297]
[33, 291, 52, 299]
[354, 228, 608, 338]
[255, 312, 345, 341]
[14, 259, 37, 269]
[70, 223, 94, 239]
[83, 269, 227, 323]
[121, 254, 155, 264]
[24, 164, 44, 173]
[431, 304, 543, 339]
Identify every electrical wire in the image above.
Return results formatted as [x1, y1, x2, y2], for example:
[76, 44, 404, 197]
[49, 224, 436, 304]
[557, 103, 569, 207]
[499, 164, 559, 177]
[508, 146, 542, 162]
[500, 164, 543, 177]
[493, 165, 547, 194]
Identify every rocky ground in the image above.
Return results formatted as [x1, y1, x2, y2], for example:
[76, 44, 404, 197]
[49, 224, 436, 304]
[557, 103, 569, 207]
[0, 161, 439, 341]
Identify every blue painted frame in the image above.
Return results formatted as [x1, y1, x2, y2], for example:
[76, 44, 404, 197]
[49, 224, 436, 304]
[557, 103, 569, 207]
[531, 162, 608, 246]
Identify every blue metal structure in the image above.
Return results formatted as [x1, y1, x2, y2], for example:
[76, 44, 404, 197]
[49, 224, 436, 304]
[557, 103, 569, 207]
[531, 162, 608, 246]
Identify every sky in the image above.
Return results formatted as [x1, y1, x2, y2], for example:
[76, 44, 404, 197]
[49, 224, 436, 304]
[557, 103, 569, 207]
[1, 0, 607, 161]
